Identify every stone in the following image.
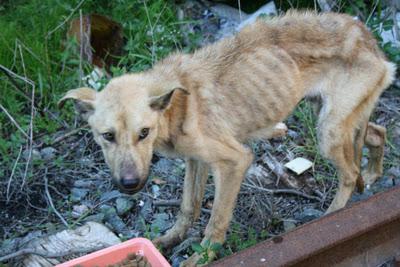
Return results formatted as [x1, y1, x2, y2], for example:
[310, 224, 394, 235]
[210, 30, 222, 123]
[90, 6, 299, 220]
[74, 179, 94, 188]
[283, 220, 296, 232]
[84, 213, 105, 223]
[23, 149, 41, 161]
[139, 199, 153, 221]
[387, 167, 400, 178]
[116, 197, 134, 215]
[99, 205, 127, 234]
[40, 147, 57, 161]
[71, 204, 89, 218]
[100, 190, 122, 202]
[70, 188, 89, 202]
[151, 212, 172, 232]
[153, 158, 174, 174]
[151, 184, 161, 198]
[295, 208, 323, 223]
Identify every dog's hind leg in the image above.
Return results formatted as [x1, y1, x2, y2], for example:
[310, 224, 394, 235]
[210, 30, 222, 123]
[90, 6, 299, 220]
[362, 122, 386, 187]
[353, 120, 368, 193]
[153, 159, 209, 249]
[321, 119, 361, 214]
[181, 137, 253, 266]
[322, 82, 388, 213]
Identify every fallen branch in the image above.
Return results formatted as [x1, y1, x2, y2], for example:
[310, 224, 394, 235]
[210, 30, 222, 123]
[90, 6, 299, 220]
[51, 126, 88, 146]
[242, 182, 322, 202]
[153, 199, 211, 214]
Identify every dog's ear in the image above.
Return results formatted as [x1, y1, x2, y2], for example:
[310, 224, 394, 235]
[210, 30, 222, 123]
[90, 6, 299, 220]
[149, 87, 189, 111]
[58, 87, 96, 120]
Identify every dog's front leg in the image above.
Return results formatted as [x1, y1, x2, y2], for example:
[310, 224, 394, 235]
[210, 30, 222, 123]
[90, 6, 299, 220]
[154, 158, 209, 249]
[181, 144, 253, 267]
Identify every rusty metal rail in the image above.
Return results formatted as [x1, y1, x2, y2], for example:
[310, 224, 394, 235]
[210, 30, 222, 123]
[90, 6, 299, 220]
[210, 186, 400, 267]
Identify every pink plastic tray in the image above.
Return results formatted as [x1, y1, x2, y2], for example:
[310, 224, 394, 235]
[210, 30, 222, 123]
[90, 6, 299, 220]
[56, 238, 170, 267]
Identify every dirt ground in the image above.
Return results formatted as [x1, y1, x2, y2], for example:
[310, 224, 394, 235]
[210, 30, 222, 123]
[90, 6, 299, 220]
[1, 2, 399, 266]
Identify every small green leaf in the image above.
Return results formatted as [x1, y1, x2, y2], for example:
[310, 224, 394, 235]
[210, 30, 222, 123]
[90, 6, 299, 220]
[191, 243, 203, 254]
[210, 243, 223, 252]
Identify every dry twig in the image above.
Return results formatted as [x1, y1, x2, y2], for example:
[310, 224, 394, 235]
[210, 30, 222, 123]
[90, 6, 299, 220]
[0, 104, 29, 139]
[6, 146, 23, 203]
[44, 168, 69, 228]
[242, 182, 322, 201]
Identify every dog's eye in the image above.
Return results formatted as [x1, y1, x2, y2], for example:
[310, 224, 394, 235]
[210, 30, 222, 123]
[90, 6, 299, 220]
[139, 128, 150, 141]
[102, 132, 115, 142]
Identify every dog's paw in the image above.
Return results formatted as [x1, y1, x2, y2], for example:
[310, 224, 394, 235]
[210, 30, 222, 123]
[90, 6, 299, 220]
[361, 170, 381, 189]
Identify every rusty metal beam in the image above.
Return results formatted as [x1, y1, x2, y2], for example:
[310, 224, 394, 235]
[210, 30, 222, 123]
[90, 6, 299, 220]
[210, 186, 400, 267]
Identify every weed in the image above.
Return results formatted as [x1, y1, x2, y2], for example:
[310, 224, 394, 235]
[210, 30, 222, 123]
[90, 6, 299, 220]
[191, 239, 223, 265]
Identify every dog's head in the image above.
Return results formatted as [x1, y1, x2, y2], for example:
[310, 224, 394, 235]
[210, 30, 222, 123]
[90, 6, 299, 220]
[59, 73, 185, 194]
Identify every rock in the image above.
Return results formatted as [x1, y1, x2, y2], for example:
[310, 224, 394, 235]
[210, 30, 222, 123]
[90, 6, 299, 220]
[387, 167, 400, 178]
[79, 156, 94, 166]
[283, 220, 296, 232]
[153, 158, 174, 174]
[151, 184, 161, 198]
[151, 212, 172, 233]
[287, 129, 299, 139]
[295, 208, 323, 223]
[40, 147, 57, 161]
[100, 204, 115, 216]
[100, 204, 128, 235]
[84, 213, 105, 223]
[171, 256, 187, 267]
[100, 190, 122, 202]
[116, 197, 134, 215]
[393, 124, 400, 146]
[72, 204, 89, 218]
[351, 189, 373, 202]
[70, 188, 89, 202]
[139, 198, 153, 221]
[74, 179, 94, 188]
[23, 149, 41, 161]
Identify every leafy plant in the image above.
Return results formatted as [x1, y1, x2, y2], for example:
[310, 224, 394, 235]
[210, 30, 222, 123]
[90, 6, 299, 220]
[191, 239, 223, 265]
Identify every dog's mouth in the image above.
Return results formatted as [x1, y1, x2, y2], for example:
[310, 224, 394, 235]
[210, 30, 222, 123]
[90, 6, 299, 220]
[115, 180, 147, 195]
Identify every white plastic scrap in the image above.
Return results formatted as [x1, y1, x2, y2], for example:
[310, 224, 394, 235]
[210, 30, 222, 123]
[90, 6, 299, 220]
[284, 157, 313, 175]
[82, 66, 105, 90]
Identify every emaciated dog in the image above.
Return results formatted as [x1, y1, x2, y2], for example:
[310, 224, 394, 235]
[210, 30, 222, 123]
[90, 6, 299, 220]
[60, 11, 396, 266]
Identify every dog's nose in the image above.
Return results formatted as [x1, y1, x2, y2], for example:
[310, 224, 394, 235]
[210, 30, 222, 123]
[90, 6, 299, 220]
[121, 176, 140, 190]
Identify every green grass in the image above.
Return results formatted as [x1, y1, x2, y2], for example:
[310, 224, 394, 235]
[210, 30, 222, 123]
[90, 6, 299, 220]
[0, 0, 184, 175]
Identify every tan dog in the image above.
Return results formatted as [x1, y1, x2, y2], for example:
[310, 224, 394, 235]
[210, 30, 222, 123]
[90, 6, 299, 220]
[60, 11, 396, 266]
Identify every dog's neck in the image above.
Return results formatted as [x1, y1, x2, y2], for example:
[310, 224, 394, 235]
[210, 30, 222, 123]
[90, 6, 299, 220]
[148, 58, 190, 157]
[154, 87, 189, 157]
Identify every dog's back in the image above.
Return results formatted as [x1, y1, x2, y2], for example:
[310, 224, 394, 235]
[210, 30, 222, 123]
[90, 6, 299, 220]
[163, 11, 394, 143]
